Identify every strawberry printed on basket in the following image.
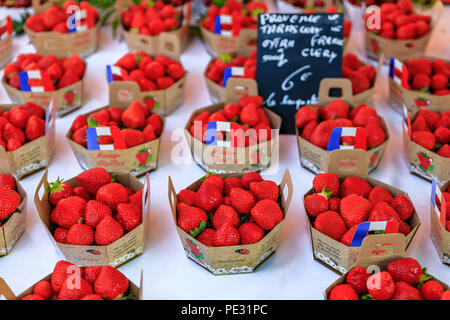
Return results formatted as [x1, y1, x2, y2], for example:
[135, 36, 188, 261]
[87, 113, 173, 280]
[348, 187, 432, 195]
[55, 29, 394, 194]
[121, 0, 185, 36]
[328, 257, 450, 300]
[176, 172, 284, 247]
[111, 51, 186, 91]
[4, 53, 86, 91]
[25, 1, 99, 34]
[70, 100, 162, 149]
[0, 102, 46, 151]
[21, 261, 136, 300]
[305, 173, 416, 245]
[296, 100, 387, 150]
[206, 51, 257, 87]
[47, 168, 143, 246]
[410, 109, 450, 159]
[0, 173, 22, 227]
[401, 58, 450, 96]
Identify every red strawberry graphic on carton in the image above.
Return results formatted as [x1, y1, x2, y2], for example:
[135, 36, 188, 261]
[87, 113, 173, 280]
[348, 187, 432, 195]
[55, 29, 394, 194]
[142, 96, 158, 110]
[369, 151, 380, 168]
[370, 39, 382, 55]
[417, 152, 434, 173]
[414, 97, 431, 108]
[64, 89, 77, 106]
[186, 238, 204, 261]
[136, 148, 152, 168]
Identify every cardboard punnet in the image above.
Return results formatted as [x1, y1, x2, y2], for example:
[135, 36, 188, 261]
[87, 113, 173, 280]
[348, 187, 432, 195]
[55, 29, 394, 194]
[185, 79, 282, 174]
[324, 254, 449, 299]
[34, 170, 151, 267]
[430, 180, 450, 265]
[364, 1, 443, 64]
[204, 58, 258, 103]
[389, 57, 450, 114]
[296, 78, 389, 175]
[117, 0, 191, 58]
[26, 0, 100, 58]
[304, 175, 421, 275]
[0, 270, 143, 300]
[168, 169, 293, 275]
[0, 17, 12, 69]
[0, 100, 56, 179]
[66, 106, 163, 176]
[0, 166, 27, 257]
[403, 105, 450, 186]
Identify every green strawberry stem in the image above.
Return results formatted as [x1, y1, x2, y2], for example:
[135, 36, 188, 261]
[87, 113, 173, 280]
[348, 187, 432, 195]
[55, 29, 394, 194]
[416, 268, 433, 288]
[48, 177, 66, 194]
[190, 220, 206, 238]
[360, 293, 373, 300]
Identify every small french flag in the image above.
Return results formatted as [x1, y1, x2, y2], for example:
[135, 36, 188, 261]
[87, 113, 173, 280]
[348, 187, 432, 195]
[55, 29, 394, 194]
[19, 70, 54, 92]
[106, 65, 126, 83]
[86, 126, 127, 150]
[431, 180, 447, 227]
[68, 10, 88, 33]
[222, 67, 251, 87]
[213, 15, 240, 37]
[327, 127, 367, 151]
[389, 57, 409, 88]
[350, 221, 399, 247]
[205, 121, 241, 147]
[0, 16, 12, 41]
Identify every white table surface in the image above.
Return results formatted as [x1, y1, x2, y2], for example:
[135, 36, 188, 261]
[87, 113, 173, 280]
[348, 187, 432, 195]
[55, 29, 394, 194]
[0, 2, 449, 300]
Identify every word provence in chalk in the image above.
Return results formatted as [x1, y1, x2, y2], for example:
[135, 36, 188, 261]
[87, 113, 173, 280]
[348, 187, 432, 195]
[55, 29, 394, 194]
[259, 13, 325, 35]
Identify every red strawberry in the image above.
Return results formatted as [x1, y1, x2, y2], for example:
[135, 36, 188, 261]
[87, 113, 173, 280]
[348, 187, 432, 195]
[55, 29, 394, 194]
[240, 172, 262, 189]
[305, 193, 329, 217]
[434, 127, 450, 145]
[196, 228, 216, 247]
[146, 113, 162, 136]
[122, 129, 144, 148]
[390, 195, 414, 220]
[83, 266, 102, 286]
[177, 203, 207, 234]
[310, 120, 338, 149]
[54, 228, 68, 243]
[94, 266, 129, 300]
[328, 284, 358, 300]
[433, 59, 450, 78]
[85, 200, 112, 228]
[203, 174, 224, 193]
[72, 115, 88, 132]
[396, 23, 416, 39]
[411, 117, 430, 132]
[367, 271, 395, 300]
[96, 183, 129, 211]
[77, 167, 111, 195]
[127, 190, 143, 210]
[67, 224, 94, 245]
[51, 260, 83, 293]
[412, 74, 431, 90]
[9, 106, 31, 129]
[314, 211, 347, 241]
[50, 196, 86, 229]
[250, 199, 283, 231]
[144, 61, 165, 79]
[421, 280, 444, 300]
[249, 180, 278, 202]
[213, 223, 240, 246]
[34, 280, 53, 300]
[62, 54, 86, 78]
[26, 15, 46, 32]
[342, 53, 361, 70]
[240, 103, 260, 127]
[346, 266, 370, 294]
[437, 144, 450, 158]
[417, 109, 441, 130]
[351, 71, 371, 94]
[313, 173, 339, 196]
[95, 216, 124, 245]
[328, 197, 340, 213]
[368, 186, 393, 205]
[177, 189, 196, 206]
[223, 177, 242, 196]
[58, 70, 80, 89]
[323, 100, 350, 119]
[352, 106, 379, 127]
[212, 204, 240, 229]
[412, 131, 436, 150]
[407, 58, 432, 77]
[238, 222, 264, 244]
[117, 203, 142, 232]
[48, 178, 73, 206]
[122, 101, 146, 129]
[391, 281, 423, 300]
[167, 64, 185, 80]
[340, 176, 373, 198]
[365, 124, 386, 148]
[22, 295, 45, 300]
[7, 138, 22, 151]
[230, 188, 255, 214]
[431, 74, 448, 92]
[387, 257, 423, 285]
[296, 105, 320, 128]
[195, 182, 223, 212]
[340, 194, 373, 228]
[369, 202, 401, 223]
[0, 174, 15, 190]
[72, 125, 88, 148]
[58, 277, 93, 301]
[25, 115, 45, 141]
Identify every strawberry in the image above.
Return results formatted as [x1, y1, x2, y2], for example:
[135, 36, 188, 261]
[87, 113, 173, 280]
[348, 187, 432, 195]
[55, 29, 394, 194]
[25, 115, 45, 141]
[67, 224, 94, 245]
[3, 63, 20, 79]
[328, 284, 359, 300]
[328, 197, 341, 213]
[42, 5, 65, 30]
[251, 199, 283, 231]
[433, 59, 450, 78]
[146, 113, 162, 136]
[352, 106, 379, 127]
[340, 194, 373, 228]
[83, 266, 102, 286]
[417, 109, 440, 130]
[7, 139, 22, 151]
[240, 172, 262, 189]
[412, 73, 431, 90]
[399, 220, 411, 236]
[240, 103, 260, 127]
[396, 23, 416, 39]
[313, 173, 339, 196]
[121, 101, 146, 129]
[85, 200, 112, 228]
[437, 144, 450, 158]
[310, 120, 337, 149]
[387, 257, 423, 285]
[34, 280, 53, 300]
[117, 203, 142, 232]
[58, 277, 93, 300]
[212, 204, 240, 229]
[369, 202, 401, 223]
[51, 260, 83, 293]
[77, 167, 111, 195]
[305, 193, 329, 217]
[314, 211, 347, 241]
[365, 124, 386, 148]
[54, 228, 68, 243]
[9, 106, 31, 129]
[442, 291, 450, 300]
[367, 271, 395, 300]
[295, 105, 319, 128]
[323, 100, 350, 120]
[203, 174, 224, 193]
[94, 266, 130, 300]
[51, 196, 86, 229]
[81, 294, 103, 300]
[62, 54, 86, 78]
[249, 180, 278, 202]
[177, 203, 207, 234]
[412, 131, 436, 150]
[145, 61, 165, 79]
[346, 266, 370, 294]
[116, 53, 137, 72]
[340, 176, 372, 198]
[58, 70, 80, 89]
[415, 20, 430, 38]
[25, 15, 46, 32]
[96, 183, 129, 211]
[390, 195, 414, 220]
[421, 280, 444, 300]
[167, 64, 184, 80]
[434, 127, 450, 145]
[72, 115, 88, 132]
[0, 174, 15, 190]
[358, 65, 376, 84]
[197, 228, 216, 246]
[391, 281, 423, 300]
[230, 188, 255, 214]
[22, 295, 45, 300]
[411, 117, 430, 132]
[95, 216, 124, 245]
[48, 178, 73, 206]
[213, 223, 240, 246]
[342, 53, 361, 70]
[127, 190, 143, 210]
[121, 129, 144, 148]
[195, 182, 223, 212]
[368, 186, 393, 205]
[407, 58, 432, 77]
[238, 222, 264, 244]
[299, 120, 316, 141]
[351, 71, 372, 94]
[72, 125, 88, 148]
[107, 108, 123, 123]
[177, 189, 196, 206]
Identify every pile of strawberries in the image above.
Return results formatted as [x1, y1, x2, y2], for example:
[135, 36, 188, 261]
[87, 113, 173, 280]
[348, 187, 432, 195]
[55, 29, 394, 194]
[365, 0, 432, 40]
[201, 0, 267, 34]
[177, 172, 283, 246]
[189, 95, 273, 147]
[342, 53, 377, 94]
[112, 51, 185, 91]
[48, 167, 143, 246]
[121, 0, 183, 36]
[0, 173, 21, 226]
[70, 100, 162, 149]
[4, 53, 86, 91]
[435, 186, 450, 231]
[329, 257, 450, 300]
[403, 58, 450, 96]
[0, 103, 46, 151]
[21, 261, 134, 300]
[25, 1, 98, 33]
[296, 100, 387, 149]
[410, 109, 450, 158]
[206, 51, 257, 86]
[303, 6, 351, 39]
[282, 0, 329, 9]
[305, 173, 415, 244]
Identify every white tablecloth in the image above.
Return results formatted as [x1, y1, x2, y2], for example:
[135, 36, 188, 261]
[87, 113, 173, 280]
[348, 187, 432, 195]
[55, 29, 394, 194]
[0, 3, 449, 300]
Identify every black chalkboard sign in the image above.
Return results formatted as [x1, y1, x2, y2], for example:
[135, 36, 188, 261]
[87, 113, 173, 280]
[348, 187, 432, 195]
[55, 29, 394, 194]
[256, 13, 344, 134]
